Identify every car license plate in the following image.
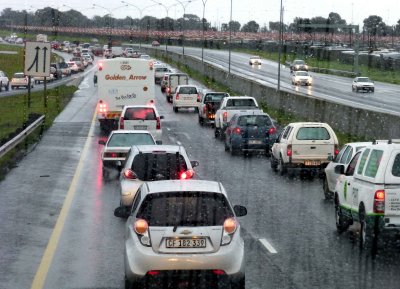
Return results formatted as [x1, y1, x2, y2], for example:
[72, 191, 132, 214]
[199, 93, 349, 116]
[248, 140, 262, 145]
[183, 97, 193, 100]
[134, 125, 147, 130]
[305, 160, 320, 166]
[166, 238, 206, 248]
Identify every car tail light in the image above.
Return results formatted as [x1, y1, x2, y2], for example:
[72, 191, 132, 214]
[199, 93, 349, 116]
[212, 270, 226, 276]
[221, 217, 237, 245]
[98, 101, 107, 114]
[373, 190, 385, 214]
[287, 145, 292, 157]
[104, 152, 117, 158]
[203, 106, 207, 113]
[233, 127, 241, 135]
[197, 94, 201, 102]
[176, 93, 180, 100]
[334, 145, 339, 156]
[119, 116, 124, 129]
[123, 169, 136, 180]
[223, 111, 228, 122]
[268, 127, 276, 135]
[147, 270, 160, 276]
[156, 117, 161, 129]
[180, 169, 194, 179]
[98, 62, 103, 71]
[166, 87, 171, 93]
[134, 219, 149, 234]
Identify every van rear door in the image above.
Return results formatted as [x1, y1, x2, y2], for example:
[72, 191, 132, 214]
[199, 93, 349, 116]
[170, 74, 189, 93]
[383, 150, 400, 226]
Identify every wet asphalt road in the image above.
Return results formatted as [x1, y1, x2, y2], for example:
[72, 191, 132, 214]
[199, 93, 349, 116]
[1, 63, 400, 289]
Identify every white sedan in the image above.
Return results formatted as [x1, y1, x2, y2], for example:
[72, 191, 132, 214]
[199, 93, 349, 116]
[352, 76, 374, 92]
[290, 71, 313, 86]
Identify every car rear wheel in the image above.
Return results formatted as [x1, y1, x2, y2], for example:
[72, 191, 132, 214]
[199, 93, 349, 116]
[270, 155, 278, 171]
[214, 127, 220, 138]
[5, 83, 9, 91]
[174, 106, 178, 113]
[359, 207, 378, 249]
[198, 115, 204, 125]
[277, 156, 286, 175]
[231, 277, 245, 289]
[224, 139, 230, 151]
[335, 202, 349, 233]
[323, 178, 331, 200]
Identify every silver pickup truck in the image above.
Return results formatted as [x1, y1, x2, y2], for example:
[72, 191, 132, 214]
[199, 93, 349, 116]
[214, 96, 262, 138]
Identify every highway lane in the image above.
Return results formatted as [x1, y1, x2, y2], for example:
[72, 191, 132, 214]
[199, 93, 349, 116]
[149, 45, 400, 116]
[1, 64, 400, 289]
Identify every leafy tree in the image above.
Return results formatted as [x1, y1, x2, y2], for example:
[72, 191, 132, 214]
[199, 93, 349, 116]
[241, 20, 259, 33]
[228, 20, 241, 32]
[363, 15, 386, 47]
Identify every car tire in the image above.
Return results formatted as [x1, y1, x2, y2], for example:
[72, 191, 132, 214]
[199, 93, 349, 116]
[214, 127, 220, 138]
[5, 83, 9, 91]
[198, 116, 204, 125]
[231, 277, 245, 289]
[270, 155, 278, 172]
[224, 139, 230, 151]
[359, 207, 379, 249]
[194, 107, 199, 113]
[371, 88, 375, 92]
[277, 156, 286, 176]
[335, 202, 349, 233]
[323, 177, 331, 200]
[174, 106, 178, 113]
[230, 144, 239, 156]
[0, 82, 2, 92]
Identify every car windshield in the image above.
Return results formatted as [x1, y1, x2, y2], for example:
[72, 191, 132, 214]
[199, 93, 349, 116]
[124, 107, 156, 120]
[358, 77, 371, 82]
[136, 192, 234, 226]
[179, 86, 197, 94]
[107, 133, 155, 147]
[296, 127, 331, 140]
[238, 115, 272, 126]
[294, 60, 305, 64]
[204, 93, 227, 102]
[296, 71, 309, 76]
[226, 98, 256, 107]
[131, 153, 188, 181]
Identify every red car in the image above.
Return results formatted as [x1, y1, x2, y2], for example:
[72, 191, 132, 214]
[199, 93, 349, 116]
[151, 40, 160, 47]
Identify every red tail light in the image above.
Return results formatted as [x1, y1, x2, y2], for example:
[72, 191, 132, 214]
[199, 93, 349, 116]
[123, 169, 136, 180]
[104, 152, 117, 158]
[287, 145, 292, 157]
[212, 270, 226, 275]
[223, 217, 237, 234]
[223, 112, 228, 122]
[268, 127, 276, 135]
[119, 117, 124, 129]
[98, 62, 103, 71]
[156, 117, 161, 129]
[147, 270, 160, 276]
[197, 94, 201, 102]
[134, 219, 148, 235]
[166, 87, 171, 93]
[373, 190, 385, 214]
[233, 127, 241, 135]
[334, 145, 339, 156]
[180, 169, 194, 179]
[176, 93, 180, 100]
[203, 106, 207, 113]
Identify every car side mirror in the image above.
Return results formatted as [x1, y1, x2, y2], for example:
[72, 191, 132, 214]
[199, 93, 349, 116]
[98, 140, 106, 145]
[160, 115, 164, 119]
[191, 160, 199, 168]
[234, 205, 247, 217]
[334, 164, 345, 175]
[114, 206, 130, 218]
[156, 140, 163, 145]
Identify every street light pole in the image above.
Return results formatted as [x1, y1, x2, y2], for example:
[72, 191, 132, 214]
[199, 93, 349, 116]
[277, 0, 283, 91]
[151, 1, 179, 53]
[175, 0, 193, 56]
[201, 0, 208, 65]
[228, 0, 232, 75]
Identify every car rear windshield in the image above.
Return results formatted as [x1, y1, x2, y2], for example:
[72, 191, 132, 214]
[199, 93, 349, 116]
[238, 115, 272, 126]
[204, 93, 228, 102]
[13, 74, 24, 78]
[392, 154, 400, 177]
[155, 67, 169, 72]
[226, 99, 257, 107]
[296, 71, 309, 76]
[136, 192, 234, 226]
[107, 133, 155, 147]
[131, 153, 188, 181]
[179, 86, 197, 94]
[124, 107, 156, 120]
[296, 127, 331, 140]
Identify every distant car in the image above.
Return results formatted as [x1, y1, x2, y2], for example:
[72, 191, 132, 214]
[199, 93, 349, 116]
[291, 70, 313, 86]
[249, 55, 262, 65]
[139, 54, 151, 60]
[0, 70, 10, 91]
[118, 105, 164, 142]
[172, 85, 200, 113]
[290, 59, 309, 72]
[58, 62, 71, 76]
[34, 67, 55, 83]
[151, 40, 160, 47]
[352, 76, 374, 92]
[323, 142, 371, 199]
[224, 111, 278, 156]
[118, 179, 247, 289]
[98, 130, 158, 180]
[15, 38, 24, 44]
[10, 73, 34, 89]
[118, 145, 199, 209]
[67, 61, 80, 73]
[50, 63, 63, 79]
[154, 64, 170, 84]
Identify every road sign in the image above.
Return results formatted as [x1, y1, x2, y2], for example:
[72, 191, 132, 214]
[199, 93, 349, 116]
[24, 41, 51, 77]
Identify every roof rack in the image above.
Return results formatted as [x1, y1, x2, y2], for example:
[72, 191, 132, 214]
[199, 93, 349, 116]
[388, 139, 400, 144]
[372, 139, 388, 144]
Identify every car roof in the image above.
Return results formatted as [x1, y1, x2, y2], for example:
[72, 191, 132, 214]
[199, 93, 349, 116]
[145, 180, 224, 195]
[109, 130, 152, 135]
[122, 105, 158, 109]
[234, 111, 270, 117]
[131, 144, 185, 153]
[177, 84, 197, 88]
[287, 122, 330, 127]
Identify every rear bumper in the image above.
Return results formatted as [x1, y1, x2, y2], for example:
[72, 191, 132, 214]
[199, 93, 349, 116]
[231, 137, 271, 152]
[285, 160, 329, 170]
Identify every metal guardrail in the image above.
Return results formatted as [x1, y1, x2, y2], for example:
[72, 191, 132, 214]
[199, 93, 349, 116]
[0, 115, 45, 159]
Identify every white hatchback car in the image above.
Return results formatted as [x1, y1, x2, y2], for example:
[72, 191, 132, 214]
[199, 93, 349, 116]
[323, 142, 371, 199]
[172, 85, 200, 113]
[119, 105, 164, 142]
[115, 180, 247, 289]
[291, 71, 313, 86]
[118, 145, 199, 209]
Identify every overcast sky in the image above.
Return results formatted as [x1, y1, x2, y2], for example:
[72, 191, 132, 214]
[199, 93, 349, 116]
[6, 0, 400, 29]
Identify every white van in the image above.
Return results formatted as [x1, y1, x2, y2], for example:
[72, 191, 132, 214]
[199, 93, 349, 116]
[164, 73, 189, 102]
[172, 85, 200, 113]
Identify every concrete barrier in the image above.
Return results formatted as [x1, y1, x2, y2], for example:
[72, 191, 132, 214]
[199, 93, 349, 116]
[146, 47, 400, 140]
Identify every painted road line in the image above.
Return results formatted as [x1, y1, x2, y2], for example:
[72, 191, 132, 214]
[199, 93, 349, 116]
[167, 127, 171, 131]
[259, 238, 278, 254]
[30, 111, 97, 289]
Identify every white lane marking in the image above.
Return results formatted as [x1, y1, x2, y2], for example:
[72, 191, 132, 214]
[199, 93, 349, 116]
[259, 238, 278, 254]
[177, 141, 182, 145]
[167, 127, 171, 131]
